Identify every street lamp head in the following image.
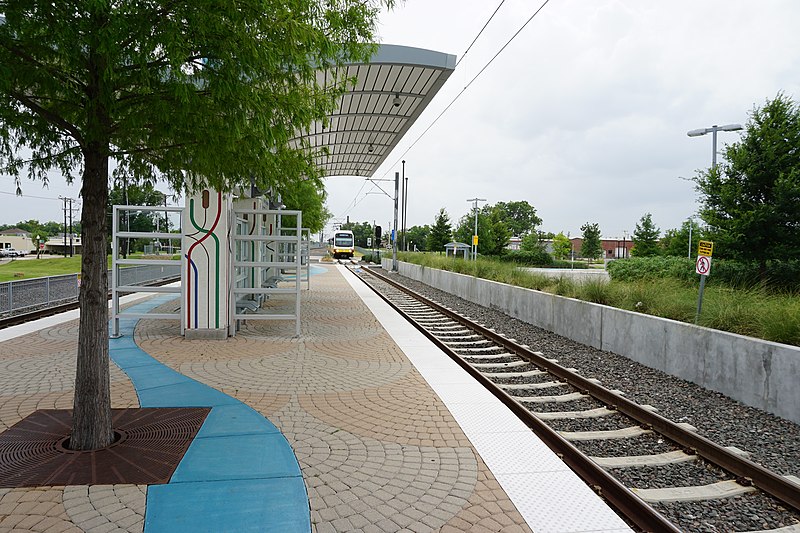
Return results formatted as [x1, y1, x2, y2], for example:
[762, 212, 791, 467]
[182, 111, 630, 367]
[720, 123, 743, 132]
[687, 128, 708, 137]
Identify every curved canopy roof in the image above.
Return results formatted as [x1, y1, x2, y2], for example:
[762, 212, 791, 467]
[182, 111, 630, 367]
[294, 44, 456, 178]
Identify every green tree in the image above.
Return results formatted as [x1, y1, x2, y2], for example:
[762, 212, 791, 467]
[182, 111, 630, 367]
[580, 222, 602, 261]
[455, 205, 511, 256]
[406, 225, 430, 251]
[280, 179, 330, 235]
[491, 201, 541, 237]
[551, 232, 572, 260]
[631, 213, 660, 257]
[427, 208, 452, 253]
[341, 221, 374, 248]
[661, 219, 704, 257]
[0, 1, 390, 450]
[520, 233, 543, 252]
[696, 94, 800, 272]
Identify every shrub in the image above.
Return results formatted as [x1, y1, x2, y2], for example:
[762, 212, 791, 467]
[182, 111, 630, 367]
[502, 249, 553, 266]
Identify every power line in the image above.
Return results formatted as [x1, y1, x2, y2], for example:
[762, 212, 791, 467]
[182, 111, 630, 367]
[0, 189, 66, 201]
[456, 0, 507, 67]
[379, 0, 552, 180]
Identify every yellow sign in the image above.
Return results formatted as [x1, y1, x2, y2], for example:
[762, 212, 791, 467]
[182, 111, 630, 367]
[698, 240, 713, 257]
[473, 235, 479, 246]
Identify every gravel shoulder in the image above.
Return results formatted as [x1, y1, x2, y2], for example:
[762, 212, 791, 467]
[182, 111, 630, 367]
[393, 273, 800, 478]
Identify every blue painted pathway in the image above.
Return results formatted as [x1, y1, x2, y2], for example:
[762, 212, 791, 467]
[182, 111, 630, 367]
[109, 295, 310, 533]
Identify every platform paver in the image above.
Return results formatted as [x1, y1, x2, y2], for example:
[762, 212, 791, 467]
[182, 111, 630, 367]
[0, 264, 534, 532]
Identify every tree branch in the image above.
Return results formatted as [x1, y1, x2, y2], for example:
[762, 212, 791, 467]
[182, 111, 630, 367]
[9, 90, 85, 148]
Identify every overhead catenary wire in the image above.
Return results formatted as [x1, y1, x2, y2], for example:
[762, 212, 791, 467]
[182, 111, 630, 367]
[378, 0, 552, 181]
[335, 1, 514, 224]
[455, 0, 507, 68]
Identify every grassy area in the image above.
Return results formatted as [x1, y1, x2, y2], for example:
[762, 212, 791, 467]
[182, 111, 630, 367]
[398, 252, 800, 347]
[0, 256, 89, 282]
[0, 253, 180, 282]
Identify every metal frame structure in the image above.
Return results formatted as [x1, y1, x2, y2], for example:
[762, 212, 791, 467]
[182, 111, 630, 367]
[230, 207, 303, 337]
[111, 205, 184, 337]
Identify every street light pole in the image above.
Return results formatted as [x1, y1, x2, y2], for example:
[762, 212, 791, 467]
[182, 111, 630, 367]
[687, 123, 743, 170]
[392, 171, 399, 272]
[466, 197, 486, 261]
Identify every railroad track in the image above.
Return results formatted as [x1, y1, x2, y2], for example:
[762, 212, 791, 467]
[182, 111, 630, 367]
[354, 265, 800, 533]
[0, 277, 180, 330]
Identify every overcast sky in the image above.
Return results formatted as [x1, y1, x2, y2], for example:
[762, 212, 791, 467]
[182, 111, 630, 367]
[2, 0, 799, 240]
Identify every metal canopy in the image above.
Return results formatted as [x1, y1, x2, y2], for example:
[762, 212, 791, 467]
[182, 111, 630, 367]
[295, 44, 456, 178]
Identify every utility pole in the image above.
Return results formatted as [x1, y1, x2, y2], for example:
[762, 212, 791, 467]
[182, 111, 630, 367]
[467, 197, 486, 261]
[59, 196, 74, 258]
[401, 160, 407, 252]
[68, 198, 74, 257]
[392, 172, 399, 271]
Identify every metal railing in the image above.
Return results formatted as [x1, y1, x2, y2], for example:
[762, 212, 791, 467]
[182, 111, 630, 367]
[0, 274, 79, 316]
[0, 264, 181, 318]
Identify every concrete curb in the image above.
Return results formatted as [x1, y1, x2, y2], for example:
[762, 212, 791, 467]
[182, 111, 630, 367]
[385, 259, 800, 425]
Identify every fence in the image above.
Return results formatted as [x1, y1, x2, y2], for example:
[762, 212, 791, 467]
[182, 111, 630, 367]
[0, 274, 79, 316]
[0, 264, 181, 318]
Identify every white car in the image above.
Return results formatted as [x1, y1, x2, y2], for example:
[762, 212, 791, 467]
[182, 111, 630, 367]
[2, 248, 26, 257]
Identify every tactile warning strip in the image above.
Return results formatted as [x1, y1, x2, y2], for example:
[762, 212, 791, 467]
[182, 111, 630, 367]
[0, 408, 209, 487]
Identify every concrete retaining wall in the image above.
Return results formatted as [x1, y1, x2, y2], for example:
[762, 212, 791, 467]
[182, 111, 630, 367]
[383, 259, 800, 424]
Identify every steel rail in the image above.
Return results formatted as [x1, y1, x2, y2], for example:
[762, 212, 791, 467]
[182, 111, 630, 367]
[360, 266, 800, 516]
[357, 266, 679, 532]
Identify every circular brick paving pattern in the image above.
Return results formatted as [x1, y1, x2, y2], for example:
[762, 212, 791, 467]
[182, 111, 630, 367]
[0, 263, 533, 532]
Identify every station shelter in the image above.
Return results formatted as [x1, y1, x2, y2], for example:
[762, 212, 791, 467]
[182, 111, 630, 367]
[109, 44, 456, 340]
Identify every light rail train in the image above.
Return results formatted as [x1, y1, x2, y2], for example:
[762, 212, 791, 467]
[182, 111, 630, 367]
[328, 230, 355, 259]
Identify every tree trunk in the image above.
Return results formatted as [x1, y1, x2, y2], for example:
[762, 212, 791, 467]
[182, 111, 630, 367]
[70, 147, 113, 451]
[70, 25, 113, 450]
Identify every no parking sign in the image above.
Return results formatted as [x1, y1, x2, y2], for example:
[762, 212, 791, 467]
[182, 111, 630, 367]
[695, 255, 712, 276]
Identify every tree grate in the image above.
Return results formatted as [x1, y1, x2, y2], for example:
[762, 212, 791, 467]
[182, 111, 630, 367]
[0, 408, 210, 487]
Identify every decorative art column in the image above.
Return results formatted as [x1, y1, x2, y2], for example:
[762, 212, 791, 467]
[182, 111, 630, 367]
[183, 188, 231, 339]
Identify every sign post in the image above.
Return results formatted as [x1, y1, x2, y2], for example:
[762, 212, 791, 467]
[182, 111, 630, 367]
[695, 241, 713, 324]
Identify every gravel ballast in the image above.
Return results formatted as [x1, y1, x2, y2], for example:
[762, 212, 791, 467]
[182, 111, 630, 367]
[389, 272, 800, 477]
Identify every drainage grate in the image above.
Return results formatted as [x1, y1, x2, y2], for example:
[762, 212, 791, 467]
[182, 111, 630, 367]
[0, 408, 210, 487]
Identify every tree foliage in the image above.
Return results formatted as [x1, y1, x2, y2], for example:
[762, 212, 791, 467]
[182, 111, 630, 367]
[491, 201, 541, 237]
[280, 179, 329, 235]
[427, 208, 452, 252]
[661, 219, 705, 257]
[405, 225, 430, 251]
[551, 232, 572, 260]
[0, 0, 390, 450]
[580, 222, 602, 260]
[631, 213, 660, 257]
[340, 220, 374, 248]
[696, 94, 800, 268]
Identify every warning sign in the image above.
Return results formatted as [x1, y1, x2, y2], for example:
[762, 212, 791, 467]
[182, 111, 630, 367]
[698, 240, 713, 257]
[696, 255, 712, 276]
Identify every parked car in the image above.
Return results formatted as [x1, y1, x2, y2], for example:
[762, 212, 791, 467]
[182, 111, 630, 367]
[1, 248, 26, 257]
[0, 249, 8, 258]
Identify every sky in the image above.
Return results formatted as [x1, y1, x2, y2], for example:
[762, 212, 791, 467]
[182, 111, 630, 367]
[2, 0, 800, 241]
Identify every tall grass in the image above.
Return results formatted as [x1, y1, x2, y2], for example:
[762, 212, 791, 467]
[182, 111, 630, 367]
[398, 252, 800, 347]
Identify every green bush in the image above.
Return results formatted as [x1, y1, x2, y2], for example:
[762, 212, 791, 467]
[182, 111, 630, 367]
[501, 249, 553, 266]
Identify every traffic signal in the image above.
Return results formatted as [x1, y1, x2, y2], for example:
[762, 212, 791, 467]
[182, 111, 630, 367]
[374, 225, 382, 241]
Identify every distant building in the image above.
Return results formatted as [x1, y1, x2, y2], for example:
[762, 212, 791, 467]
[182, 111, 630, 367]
[570, 237, 634, 259]
[0, 228, 34, 253]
